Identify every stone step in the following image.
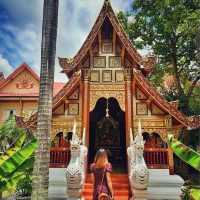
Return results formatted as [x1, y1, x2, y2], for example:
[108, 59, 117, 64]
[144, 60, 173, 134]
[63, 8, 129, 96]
[82, 173, 130, 200]
[133, 187, 182, 200]
[84, 182, 130, 190]
[148, 169, 184, 187]
[132, 169, 184, 200]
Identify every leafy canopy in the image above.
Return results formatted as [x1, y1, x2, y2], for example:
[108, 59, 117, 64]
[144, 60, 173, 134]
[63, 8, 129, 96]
[118, 0, 200, 114]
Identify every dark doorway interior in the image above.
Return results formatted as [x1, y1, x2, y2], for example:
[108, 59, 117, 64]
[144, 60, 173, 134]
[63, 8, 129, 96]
[89, 97, 126, 172]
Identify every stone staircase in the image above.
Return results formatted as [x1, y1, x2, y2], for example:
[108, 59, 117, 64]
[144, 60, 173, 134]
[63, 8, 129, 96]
[82, 173, 131, 200]
[133, 169, 184, 200]
[48, 168, 184, 200]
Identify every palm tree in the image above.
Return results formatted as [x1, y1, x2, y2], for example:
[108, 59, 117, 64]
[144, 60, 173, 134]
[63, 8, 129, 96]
[31, 0, 59, 199]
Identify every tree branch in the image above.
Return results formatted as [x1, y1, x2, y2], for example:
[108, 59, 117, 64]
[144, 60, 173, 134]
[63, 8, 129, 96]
[187, 75, 200, 98]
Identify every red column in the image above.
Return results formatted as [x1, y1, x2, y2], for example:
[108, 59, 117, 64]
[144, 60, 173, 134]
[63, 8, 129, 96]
[82, 69, 90, 146]
[125, 69, 133, 147]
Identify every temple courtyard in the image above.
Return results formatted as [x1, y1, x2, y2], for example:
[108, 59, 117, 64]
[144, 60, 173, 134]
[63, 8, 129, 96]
[48, 168, 184, 200]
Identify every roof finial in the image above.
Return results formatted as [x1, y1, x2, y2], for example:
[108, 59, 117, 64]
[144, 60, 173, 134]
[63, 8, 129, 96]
[104, 0, 111, 6]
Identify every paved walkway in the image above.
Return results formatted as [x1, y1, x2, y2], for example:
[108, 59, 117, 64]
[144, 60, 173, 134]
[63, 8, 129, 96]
[48, 168, 184, 200]
[49, 168, 67, 200]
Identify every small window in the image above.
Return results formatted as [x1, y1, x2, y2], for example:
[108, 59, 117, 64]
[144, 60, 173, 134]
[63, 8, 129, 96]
[4, 109, 16, 120]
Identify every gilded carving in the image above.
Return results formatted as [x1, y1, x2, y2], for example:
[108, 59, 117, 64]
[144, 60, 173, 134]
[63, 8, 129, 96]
[90, 84, 125, 91]
[133, 127, 168, 142]
[151, 103, 165, 115]
[136, 103, 148, 115]
[68, 103, 79, 115]
[68, 89, 79, 100]
[90, 84, 125, 111]
[102, 42, 112, 53]
[115, 70, 124, 82]
[134, 119, 165, 128]
[52, 116, 82, 138]
[109, 56, 121, 68]
[102, 70, 112, 82]
[16, 73, 34, 89]
[136, 88, 147, 100]
[90, 70, 100, 82]
[133, 69, 189, 127]
[93, 56, 106, 68]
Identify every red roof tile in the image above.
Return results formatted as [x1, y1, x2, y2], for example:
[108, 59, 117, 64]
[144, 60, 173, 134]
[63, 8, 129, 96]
[53, 82, 65, 96]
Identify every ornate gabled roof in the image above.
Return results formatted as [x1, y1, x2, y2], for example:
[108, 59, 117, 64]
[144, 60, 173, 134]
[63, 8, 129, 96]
[133, 69, 192, 128]
[59, 0, 155, 77]
[0, 63, 65, 98]
[53, 72, 81, 109]
[16, 72, 81, 129]
[187, 116, 200, 129]
[0, 63, 40, 90]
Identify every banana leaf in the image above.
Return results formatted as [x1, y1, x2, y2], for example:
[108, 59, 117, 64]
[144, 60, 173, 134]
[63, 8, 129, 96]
[190, 188, 200, 200]
[0, 157, 34, 192]
[0, 132, 26, 166]
[0, 171, 25, 193]
[168, 134, 200, 172]
[0, 137, 38, 178]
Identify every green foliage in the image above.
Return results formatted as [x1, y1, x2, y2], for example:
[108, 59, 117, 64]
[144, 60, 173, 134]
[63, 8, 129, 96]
[0, 116, 23, 153]
[190, 188, 200, 200]
[118, 0, 200, 115]
[16, 158, 34, 197]
[168, 134, 200, 172]
[0, 118, 38, 198]
[188, 87, 200, 115]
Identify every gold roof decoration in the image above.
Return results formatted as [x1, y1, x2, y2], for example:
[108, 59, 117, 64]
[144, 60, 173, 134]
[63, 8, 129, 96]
[141, 54, 157, 75]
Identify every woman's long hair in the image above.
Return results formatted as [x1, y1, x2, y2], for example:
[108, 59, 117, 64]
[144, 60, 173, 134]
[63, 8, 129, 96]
[94, 149, 108, 168]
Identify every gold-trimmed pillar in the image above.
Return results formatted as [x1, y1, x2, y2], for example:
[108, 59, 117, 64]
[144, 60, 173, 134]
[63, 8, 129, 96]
[125, 69, 133, 147]
[82, 69, 90, 146]
[166, 115, 174, 174]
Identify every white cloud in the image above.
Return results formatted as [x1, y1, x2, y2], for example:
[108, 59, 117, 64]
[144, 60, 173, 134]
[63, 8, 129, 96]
[0, 0, 131, 82]
[0, 54, 14, 76]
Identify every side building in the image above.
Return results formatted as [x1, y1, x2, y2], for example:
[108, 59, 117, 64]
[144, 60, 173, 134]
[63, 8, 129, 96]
[0, 63, 65, 123]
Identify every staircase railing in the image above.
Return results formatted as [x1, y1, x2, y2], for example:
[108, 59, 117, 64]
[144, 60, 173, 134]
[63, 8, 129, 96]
[144, 148, 168, 169]
[49, 147, 70, 168]
[127, 124, 149, 193]
[66, 126, 88, 199]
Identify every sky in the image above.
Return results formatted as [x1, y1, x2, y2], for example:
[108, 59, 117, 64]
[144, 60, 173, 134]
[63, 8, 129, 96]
[0, 0, 133, 82]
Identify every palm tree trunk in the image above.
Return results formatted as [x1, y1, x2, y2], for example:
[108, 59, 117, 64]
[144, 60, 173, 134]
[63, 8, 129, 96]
[31, 0, 59, 199]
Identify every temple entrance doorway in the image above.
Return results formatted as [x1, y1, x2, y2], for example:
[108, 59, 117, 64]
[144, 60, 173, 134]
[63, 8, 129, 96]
[89, 97, 126, 172]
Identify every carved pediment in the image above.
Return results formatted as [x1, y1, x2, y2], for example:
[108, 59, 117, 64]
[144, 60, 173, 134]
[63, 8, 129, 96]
[16, 76, 34, 89]
[151, 103, 165, 115]
[68, 89, 79, 100]
[136, 88, 147, 100]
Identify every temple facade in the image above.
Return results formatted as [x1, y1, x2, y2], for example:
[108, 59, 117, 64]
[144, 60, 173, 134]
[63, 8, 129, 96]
[0, 63, 64, 124]
[13, 0, 199, 172]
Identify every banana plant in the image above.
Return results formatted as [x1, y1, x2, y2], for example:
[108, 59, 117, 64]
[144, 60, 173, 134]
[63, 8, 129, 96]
[168, 134, 200, 200]
[190, 188, 200, 200]
[0, 131, 38, 197]
[168, 134, 200, 172]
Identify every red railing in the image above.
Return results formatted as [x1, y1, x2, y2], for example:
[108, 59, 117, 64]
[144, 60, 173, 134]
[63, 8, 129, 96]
[50, 147, 71, 168]
[144, 148, 168, 169]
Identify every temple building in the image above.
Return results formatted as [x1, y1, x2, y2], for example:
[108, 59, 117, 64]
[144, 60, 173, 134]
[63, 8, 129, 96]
[0, 63, 64, 123]
[9, 0, 199, 174]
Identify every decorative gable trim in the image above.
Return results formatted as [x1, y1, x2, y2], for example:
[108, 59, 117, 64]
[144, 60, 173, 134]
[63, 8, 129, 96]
[0, 63, 39, 90]
[133, 69, 189, 127]
[59, 0, 153, 78]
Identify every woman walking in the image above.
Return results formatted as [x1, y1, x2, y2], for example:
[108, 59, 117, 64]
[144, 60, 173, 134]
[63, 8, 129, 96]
[90, 149, 114, 200]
